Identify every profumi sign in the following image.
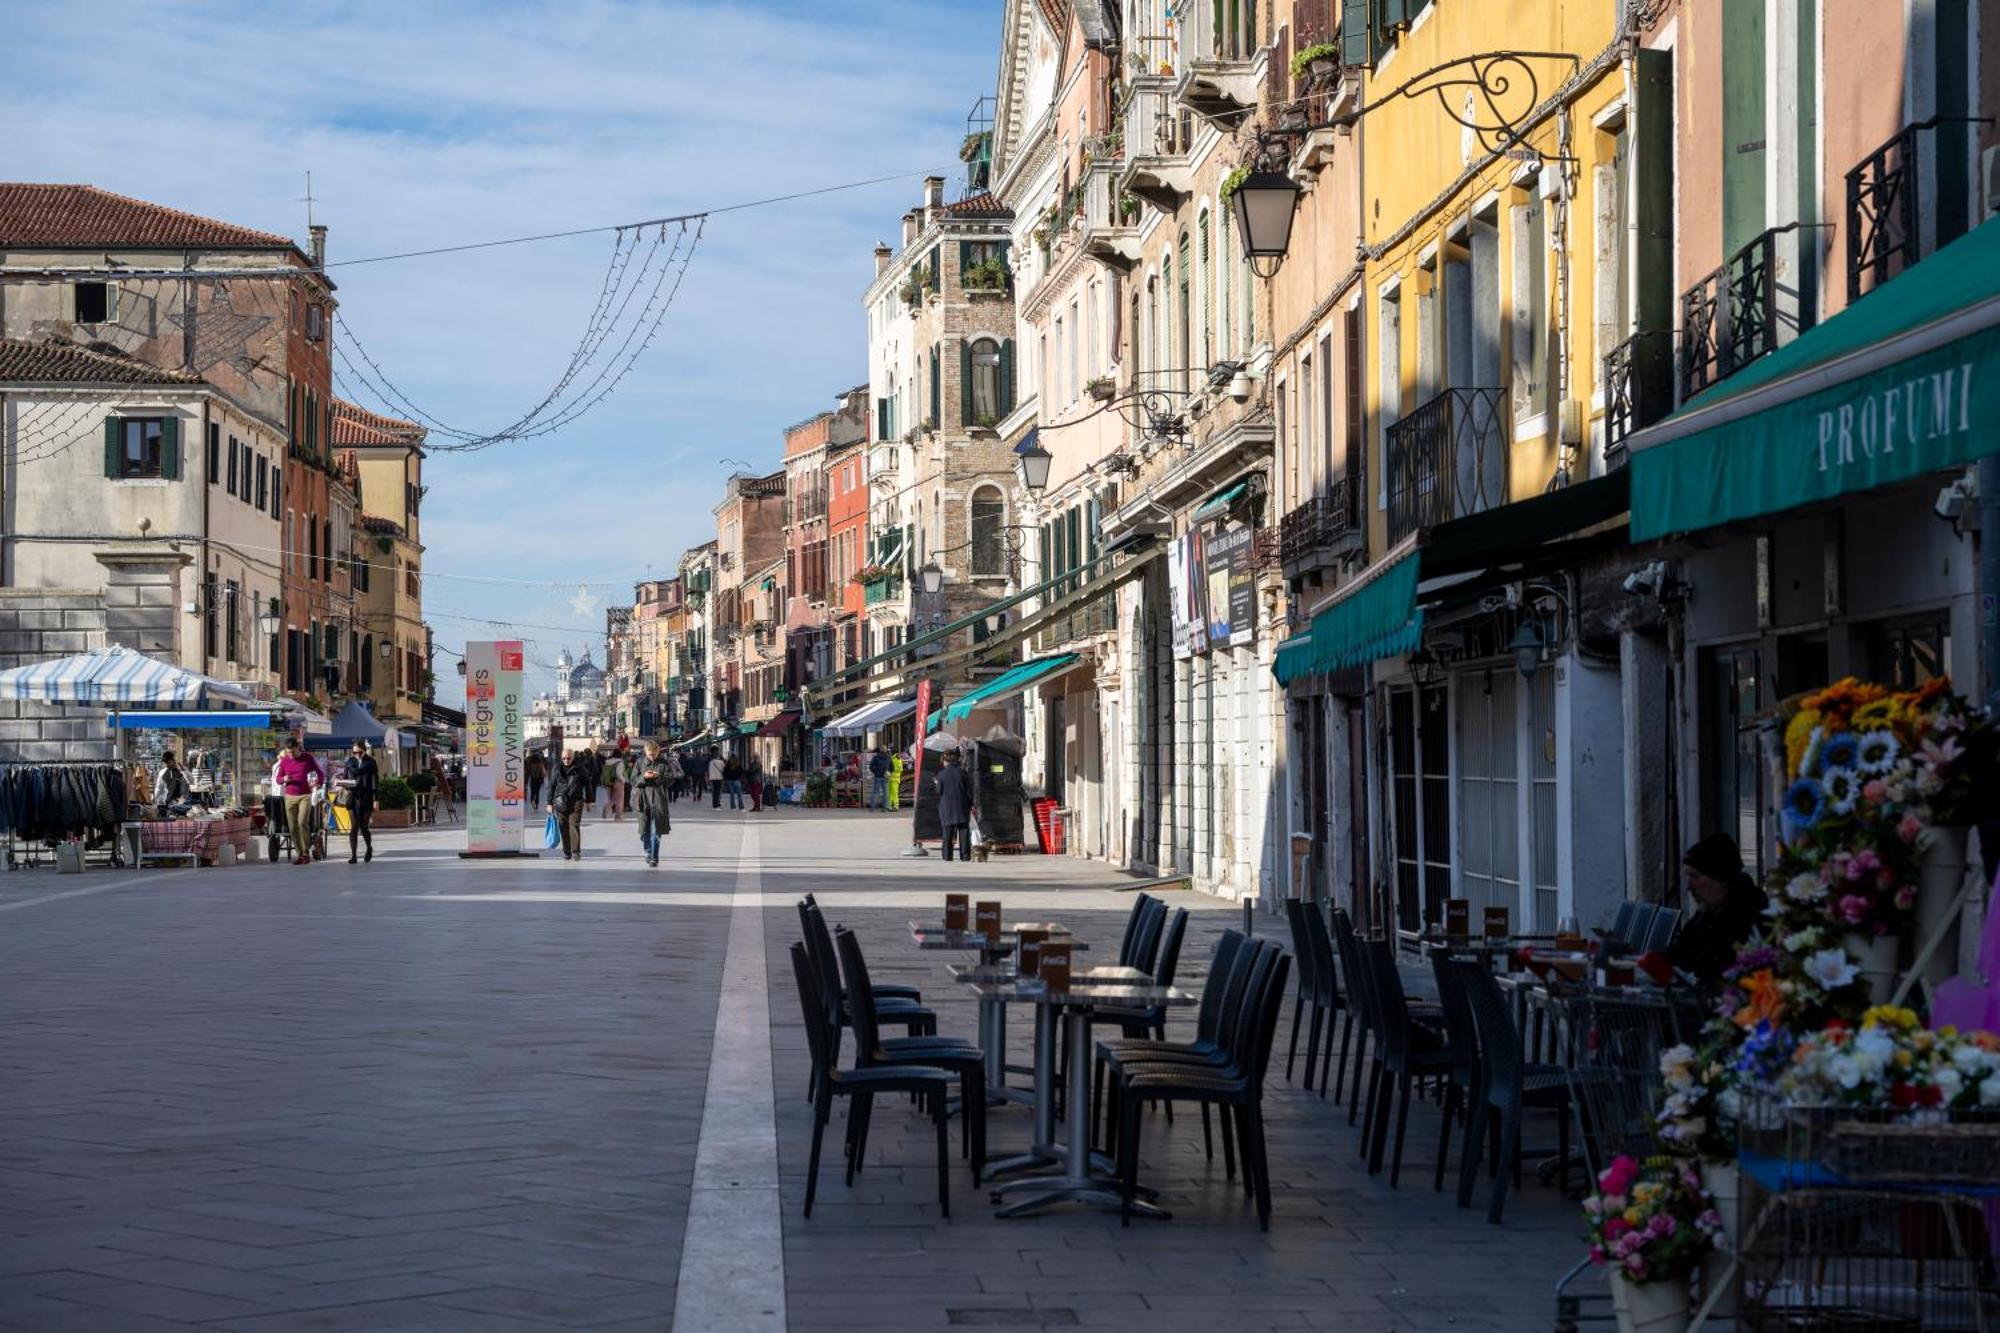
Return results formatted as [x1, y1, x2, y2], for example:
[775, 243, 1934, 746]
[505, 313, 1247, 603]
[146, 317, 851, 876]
[1817, 361, 1975, 473]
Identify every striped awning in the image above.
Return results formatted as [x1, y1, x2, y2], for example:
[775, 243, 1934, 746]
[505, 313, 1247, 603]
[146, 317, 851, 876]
[0, 645, 256, 707]
[819, 695, 917, 737]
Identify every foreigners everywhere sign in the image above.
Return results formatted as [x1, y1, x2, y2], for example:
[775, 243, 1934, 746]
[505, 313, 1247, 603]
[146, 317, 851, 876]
[463, 640, 527, 857]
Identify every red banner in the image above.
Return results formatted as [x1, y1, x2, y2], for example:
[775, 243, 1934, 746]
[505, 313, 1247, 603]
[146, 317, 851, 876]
[911, 678, 937, 837]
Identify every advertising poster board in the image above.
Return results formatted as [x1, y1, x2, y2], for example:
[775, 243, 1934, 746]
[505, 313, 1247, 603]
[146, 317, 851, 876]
[462, 640, 530, 858]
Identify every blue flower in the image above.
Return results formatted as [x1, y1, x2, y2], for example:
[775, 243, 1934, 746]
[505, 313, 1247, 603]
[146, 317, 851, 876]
[1782, 777, 1826, 836]
[1819, 731, 1861, 773]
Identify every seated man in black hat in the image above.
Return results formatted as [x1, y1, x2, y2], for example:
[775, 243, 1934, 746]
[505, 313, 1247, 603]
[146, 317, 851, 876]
[1665, 834, 1770, 985]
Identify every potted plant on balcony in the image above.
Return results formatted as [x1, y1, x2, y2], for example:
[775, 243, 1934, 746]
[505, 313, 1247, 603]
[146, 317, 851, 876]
[1086, 375, 1117, 402]
[964, 257, 1011, 292]
[1290, 41, 1340, 84]
[1117, 192, 1141, 223]
[1219, 164, 1252, 204]
[959, 131, 988, 164]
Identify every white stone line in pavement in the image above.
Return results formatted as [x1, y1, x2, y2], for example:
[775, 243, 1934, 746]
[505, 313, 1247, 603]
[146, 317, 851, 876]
[673, 818, 786, 1332]
[0, 868, 191, 913]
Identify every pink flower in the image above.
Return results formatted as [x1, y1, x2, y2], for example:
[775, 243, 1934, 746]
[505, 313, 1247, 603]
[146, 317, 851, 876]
[1588, 1244, 1606, 1265]
[1600, 1155, 1640, 1195]
[1851, 849, 1882, 878]
[1894, 886, 1917, 910]
[1603, 1216, 1634, 1241]
[1899, 813, 1924, 843]
[1624, 1257, 1649, 1281]
[1838, 894, 1871, 925]
[1863, 779, 1888, 805]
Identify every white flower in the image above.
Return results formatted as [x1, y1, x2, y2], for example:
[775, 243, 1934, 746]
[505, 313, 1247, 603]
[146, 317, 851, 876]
[1822, 766, 1861, 815]
[1854, 730, 1901, 776]
[1981, 1077, 2000, 1107]
[1784, 873, 1827, 904]
[1659, 1044, 1696, 1089]
[1935, 1069, 1964, 1104]
[1802, 947, 1859, 991]
[1830, 1055, 1863, 1090]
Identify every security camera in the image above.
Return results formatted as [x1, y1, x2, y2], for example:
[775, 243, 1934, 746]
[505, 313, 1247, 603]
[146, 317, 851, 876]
[1622, 561, 1667, 597]
[1227, 370, 1252, 403]
[1935, 475, 1974, 523]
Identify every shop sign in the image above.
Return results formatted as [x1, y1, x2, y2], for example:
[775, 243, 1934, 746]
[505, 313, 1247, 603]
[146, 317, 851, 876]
[464, 640, 525, 855]
[1204, 526, 1257, 648]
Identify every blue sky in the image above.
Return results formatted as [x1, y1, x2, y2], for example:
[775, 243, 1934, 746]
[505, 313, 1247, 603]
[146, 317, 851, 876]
[7, 0, 998, 691]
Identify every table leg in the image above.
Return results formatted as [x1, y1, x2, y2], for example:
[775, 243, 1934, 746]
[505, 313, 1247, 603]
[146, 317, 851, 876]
[985, 1004, 1061, 1181]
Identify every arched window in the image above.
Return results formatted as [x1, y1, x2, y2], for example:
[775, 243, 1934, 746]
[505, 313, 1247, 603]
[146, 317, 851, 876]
[969, 337, 1002, 423]
[970, 486, 1006, 577]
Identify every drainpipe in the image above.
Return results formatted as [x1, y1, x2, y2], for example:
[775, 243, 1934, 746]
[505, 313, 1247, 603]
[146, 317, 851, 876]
[1982, 455, 2000, 712]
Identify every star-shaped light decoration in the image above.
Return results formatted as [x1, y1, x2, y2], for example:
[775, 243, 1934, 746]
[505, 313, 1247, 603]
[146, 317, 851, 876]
[568, 583, 599, 618]
[167, 283, 275, 376]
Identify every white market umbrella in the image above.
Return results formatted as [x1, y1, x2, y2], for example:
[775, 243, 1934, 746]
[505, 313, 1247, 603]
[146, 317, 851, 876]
[0, 645, 255, 707]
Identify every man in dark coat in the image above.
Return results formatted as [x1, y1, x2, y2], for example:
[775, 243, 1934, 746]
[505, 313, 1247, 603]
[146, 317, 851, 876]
[632, 740, 672, 867]
[1665, 834, 1770, 985]
[936, 749, 975, 864]
[547, 751, 591, 862]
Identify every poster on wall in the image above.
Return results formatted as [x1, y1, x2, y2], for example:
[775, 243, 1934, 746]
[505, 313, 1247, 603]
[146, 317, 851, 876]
[1205, 526, 1257, 647]
[1171, 531, 1212, 657]
[461, 640, 531, 858]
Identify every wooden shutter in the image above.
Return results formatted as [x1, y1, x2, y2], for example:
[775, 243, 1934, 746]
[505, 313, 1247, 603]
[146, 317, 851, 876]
[207, 423, 220, 485]
[877, 397, 890, 441]
[929, 346, 941, 424]
[960, 340, 974, 426]
[1720, 0, 1767, 256]
[999, 339, 1016, 415]
[1340, 0, 1372, 68]
[1633, 47, 1677, 416]
[160, 417, 181, 479]
[103, 417, 120, 477]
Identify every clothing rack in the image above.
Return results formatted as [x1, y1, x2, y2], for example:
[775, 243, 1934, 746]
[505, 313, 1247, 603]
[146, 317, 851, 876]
[1, 762, 128, 870]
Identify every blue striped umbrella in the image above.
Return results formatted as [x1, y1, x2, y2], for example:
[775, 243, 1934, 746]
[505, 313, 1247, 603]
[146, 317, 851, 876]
[0, 645, 256, 707]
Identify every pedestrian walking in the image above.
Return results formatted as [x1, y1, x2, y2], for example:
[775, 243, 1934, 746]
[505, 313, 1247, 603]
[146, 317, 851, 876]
[633, 740, 672, 867]
[273, 736, 324, 867]
[525, 750, 546, 810]
[747, 756, 765, 812]
[867, 746, 891, 812]
[429, 753, 458, 823]
[723, 755, 744, 810]
[547, 750, 589, 861]
[582, 747, 603, 812]
[337, 740, 378, 863]
[600, 747, 627, 821]
[708, 750, 725, 807]
[936, 749, 975, 864]
[682, 749, 703, 801]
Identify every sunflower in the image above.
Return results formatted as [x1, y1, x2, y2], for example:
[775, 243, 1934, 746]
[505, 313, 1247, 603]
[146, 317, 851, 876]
[1852, 697, 1908, 733]
[1785, 709, 1822, 777]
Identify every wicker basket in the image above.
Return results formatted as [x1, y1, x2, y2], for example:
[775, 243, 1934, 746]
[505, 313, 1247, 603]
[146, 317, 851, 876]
[1820, 1118, 2000, 1186]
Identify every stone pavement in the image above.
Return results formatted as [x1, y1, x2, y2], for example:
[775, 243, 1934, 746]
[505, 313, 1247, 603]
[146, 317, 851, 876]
[0, 800, 1586, 1331]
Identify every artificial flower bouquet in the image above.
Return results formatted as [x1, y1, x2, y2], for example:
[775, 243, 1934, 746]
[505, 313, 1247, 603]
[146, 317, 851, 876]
[1583, 1155, 1724, 1285]
[1656, 1040, 1738, 1162]
[1782, 1005, 2000, 1111]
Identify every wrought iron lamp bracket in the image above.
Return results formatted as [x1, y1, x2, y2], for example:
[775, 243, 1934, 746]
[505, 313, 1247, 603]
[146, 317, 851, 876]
[1336, 50, 1583, 160]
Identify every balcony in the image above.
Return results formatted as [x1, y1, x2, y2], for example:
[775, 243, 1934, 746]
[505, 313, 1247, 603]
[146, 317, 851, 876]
[860, 571, 903, 606]
[1279, 478, 1363, 579]
[1602, 331, 1673, 462]
[1077, 159, 1141, 270]
[1117, 78, 1195, 213]
[1679, 224, 1802, 402]
[1847, 117, 1981, 304]
[1033, 587, 1117, 654]
[1170, 0, 1264, 117]
[1386, 387, 1509, 545]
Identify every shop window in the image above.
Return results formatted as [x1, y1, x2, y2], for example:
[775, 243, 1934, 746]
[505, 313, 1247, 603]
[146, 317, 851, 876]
[1865, 615, 1950, 690]
[1388, 683, 1451, 935]
[1455, 673, 1520, 922]
[1701, 645, 1767, 879]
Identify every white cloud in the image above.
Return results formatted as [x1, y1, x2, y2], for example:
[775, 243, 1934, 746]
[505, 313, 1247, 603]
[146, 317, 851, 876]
[7, 0, 1000, 690]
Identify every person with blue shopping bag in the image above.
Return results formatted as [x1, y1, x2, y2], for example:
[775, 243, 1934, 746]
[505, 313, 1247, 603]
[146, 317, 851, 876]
[546, 750, 590, 861]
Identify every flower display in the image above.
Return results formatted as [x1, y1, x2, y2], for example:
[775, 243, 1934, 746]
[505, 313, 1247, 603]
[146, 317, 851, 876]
[1783, 1006, 2000, 1110]
[1655, 1043, 1737, 1162]
[1582, 1156, 1723, 1285]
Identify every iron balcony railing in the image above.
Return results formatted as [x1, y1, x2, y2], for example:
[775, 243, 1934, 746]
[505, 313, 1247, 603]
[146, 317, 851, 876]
[1279, 477, 1360, 567]
[1602, 331, 1674, 460]
[1386, 387, 1509, 545]
[1679, 224, 1800, 401]
[1034, 587, 1117, 654]
[1847, 116, 1987, 303]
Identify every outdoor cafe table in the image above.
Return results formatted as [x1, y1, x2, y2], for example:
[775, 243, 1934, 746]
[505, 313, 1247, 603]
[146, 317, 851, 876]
[956, 968, 1196, 1219]
[909, 920, 1088, 1105]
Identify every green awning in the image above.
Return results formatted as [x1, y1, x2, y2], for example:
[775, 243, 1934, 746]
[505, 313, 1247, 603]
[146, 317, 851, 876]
[1422, 471, 1629, 579]
[1631, 214, 2000, 540]
[1273, 548, 1422, 685]
[932, 653, 1081, 729]
[1190, 481, 1247, 522]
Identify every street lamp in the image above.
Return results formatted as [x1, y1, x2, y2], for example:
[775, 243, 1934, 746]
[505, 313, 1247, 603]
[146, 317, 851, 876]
[1016, 437, 1053, 495]
[1230, 171, 1303, 277]
[1508, 620, 1544, 680]
[918, 561, 945, 596]
[379, 640, 393, 660]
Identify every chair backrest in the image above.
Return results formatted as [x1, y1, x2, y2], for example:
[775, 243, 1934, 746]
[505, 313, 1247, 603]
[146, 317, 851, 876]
[1130, 897, 1170, 974]
[1643, 906, 1681, 953]
[1361, 937, 1415, 1067]
[1283, 899, 1318, 992]
[1303, 901, 1339, 1003]
[1607, 901, 1636, 945]
[1246, 952, 1295, 1087]
[1222, 940, 1279, 1068]
[1428, 950, 1481, 1083]
[799, 901, 846, 1019]
[789, 942, 835, 1082]
[1329, 908, 1368, 1027]
[1453, 958, 1523, 1104]
[1153, 908, 1191, 987]
[1192, 930, 1247, 1045]
[1116, 893, 1155, 967]
[833, 927, 886, 1067]
[1623, 902, 1658, 950]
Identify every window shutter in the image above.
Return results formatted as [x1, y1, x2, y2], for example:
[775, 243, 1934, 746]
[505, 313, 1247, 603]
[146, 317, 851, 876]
[104, 417, 120, 478]
[929, 346, 941, 423]
[999, 339, 1016, 415]
[207, 424, 220, 485]
[1340, 0, 1373, 67]
[960, 340, 974, 426]
[160, 417, 181, 479]
[877, 397, 889, 441]
[929, 247, 941, 288]
[959, 239, 972, 278]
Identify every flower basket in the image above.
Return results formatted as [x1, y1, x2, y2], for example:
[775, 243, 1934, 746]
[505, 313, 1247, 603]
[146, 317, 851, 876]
[1820, 1116, 2000, 1185]
[1086, 377, 1116, 402]
[1608, 1273, 1690, 1333]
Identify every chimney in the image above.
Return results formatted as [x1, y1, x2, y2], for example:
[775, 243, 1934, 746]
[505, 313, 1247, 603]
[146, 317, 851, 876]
[923, 175, 946, 221]
[874, 243, 892, 277]
[308, 224, 327, 269]
[902, 210, 920, 247]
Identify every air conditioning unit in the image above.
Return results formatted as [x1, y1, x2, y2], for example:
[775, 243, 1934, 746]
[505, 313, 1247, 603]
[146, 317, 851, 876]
[1559, 398, 1585, 448]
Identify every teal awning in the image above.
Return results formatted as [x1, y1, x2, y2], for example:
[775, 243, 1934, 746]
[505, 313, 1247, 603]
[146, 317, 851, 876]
[1190, 481, 1247, 522]
[113, 710, 280, 730]
[1631, 214, 2000, 541]
[1273, 548, 1422, 685]
[932, 653, 1081, 729]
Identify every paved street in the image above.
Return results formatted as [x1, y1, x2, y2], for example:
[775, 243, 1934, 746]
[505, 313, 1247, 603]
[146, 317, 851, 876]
[1, 804, 1578, 1331]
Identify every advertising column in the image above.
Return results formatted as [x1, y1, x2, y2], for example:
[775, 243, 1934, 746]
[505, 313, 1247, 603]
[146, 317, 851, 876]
[461, 640, 532, 858]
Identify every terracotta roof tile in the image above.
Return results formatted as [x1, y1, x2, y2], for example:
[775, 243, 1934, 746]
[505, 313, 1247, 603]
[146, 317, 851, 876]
[0, 337, 205, 385]
[332, 396, 426, 447]
[941, 191, 1013, 219]
[0, 183, 300, 251]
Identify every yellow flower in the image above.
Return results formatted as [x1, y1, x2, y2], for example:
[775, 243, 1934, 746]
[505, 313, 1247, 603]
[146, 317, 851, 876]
[1785, 709, 1822, 776]
[1863, 1005, 1919, 1031]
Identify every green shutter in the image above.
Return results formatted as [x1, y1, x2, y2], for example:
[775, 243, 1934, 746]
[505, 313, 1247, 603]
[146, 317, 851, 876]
[999, 338, 1016, 414]
[929, 346, 941, 424]
[1341, 0, 1373, 68]
[958, 239, 972, 278]
[929, 247, 940, 288]
[103, 417, 120, 477]
[1721, 0, 1767, 256]
[877, 396, 890, 440]
[960, 340, 974, 426]
[1632, 47, 1676, 417]
[160, 416, 181, 479]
